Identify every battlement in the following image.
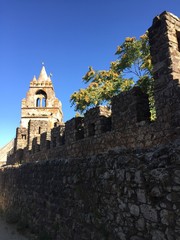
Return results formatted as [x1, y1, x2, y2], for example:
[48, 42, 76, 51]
[2, 12, 180, 240]
[30, 79, 53, 88]
[7, 11, 180, 164]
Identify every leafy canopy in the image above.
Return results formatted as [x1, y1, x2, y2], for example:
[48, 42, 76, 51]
[70, 33, 155, 120]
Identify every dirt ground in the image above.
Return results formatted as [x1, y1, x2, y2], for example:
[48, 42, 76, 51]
[0, 216, 28, 240]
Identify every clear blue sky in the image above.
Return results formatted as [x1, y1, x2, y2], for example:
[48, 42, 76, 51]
[0, 0, 179, 148]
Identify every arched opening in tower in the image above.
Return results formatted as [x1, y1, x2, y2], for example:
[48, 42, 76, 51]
[35, 90, 47, 107]
[42, 97, 46, 107]
[36, 98, 41, 107]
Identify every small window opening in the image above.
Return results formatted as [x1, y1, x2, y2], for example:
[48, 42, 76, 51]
[22, 134, 26, 140]
[39, 127, 41, 134]
[35, 90, 47, 108]
[36, 98, 40, 107]
[176, 31, 180, 52]
[42, 97, 46, 107]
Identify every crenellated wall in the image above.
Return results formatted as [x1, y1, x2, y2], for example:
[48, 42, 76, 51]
[6, 88, 151, 164]
[111, 87, 150, 130]
[1, 11, 180, 240]
[7, 12, 180, 164]
[6, 83, 179, 164]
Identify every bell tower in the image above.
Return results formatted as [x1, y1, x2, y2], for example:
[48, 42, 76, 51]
[15, 66, 63, 151]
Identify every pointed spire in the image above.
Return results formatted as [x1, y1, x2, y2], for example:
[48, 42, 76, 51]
[30, 75, 37, 86]
[38, 66, 48, 81]
[32, 75, 37, 81]
[46, 72, 52, 82]
[46, 76, 51, 82]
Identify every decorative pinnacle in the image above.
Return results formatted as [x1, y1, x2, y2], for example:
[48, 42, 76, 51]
[32, 75, 37, 81]
[38, 65, 48, 81]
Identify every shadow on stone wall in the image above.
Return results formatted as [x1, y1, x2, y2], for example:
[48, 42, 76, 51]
[1, 11, 180, 240]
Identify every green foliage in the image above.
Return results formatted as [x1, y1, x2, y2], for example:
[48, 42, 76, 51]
[70, 32, 156, 120]
[70, 68, 133, 113]
[113, 33, 155, 120]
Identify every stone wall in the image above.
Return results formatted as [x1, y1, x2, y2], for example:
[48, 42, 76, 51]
[6, 85, 179, 165]
[7, 12, 180, 164]
[28, 120, 49, 150]
[1, 11, 180, 240]
[148, 11, 180, 127]
[1, 140, 180, 239]
[111, 87, 150, 130]
[15, 127, 28, 150]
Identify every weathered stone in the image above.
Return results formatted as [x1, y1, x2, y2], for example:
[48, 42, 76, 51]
[0, 9, 180, 240]
[174, 176, 180, 184]
[116, 213, 124, 225]
[136, 218, 145, 231]
[136, 189, 146, 203]
[160, 202, 167, 208]
[151, 230, 166, 240]
[176, 217, 180, 227]
[134, 170, 143, 184]
[130, 236, 144, 240]
[116, 232, 126, 240]
[160, 209, 174, 225]
[166, 193, 172, 201]
[150, 186, 163, 197]
[165, 228, 175, 240]
[140, 204, 158, 222]
[103, 171, 110, 180]
[129, 204, 140, 217]
[126, 172, 131, 181]
[172, 186, 180, 191]
[116, 169, 125, 182]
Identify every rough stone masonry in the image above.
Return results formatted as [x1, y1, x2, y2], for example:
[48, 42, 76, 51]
[0, 11, 180, 240]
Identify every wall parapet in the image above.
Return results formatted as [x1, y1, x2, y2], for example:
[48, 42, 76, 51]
[2, 11, 180, 240]
[6, 11, 180, 165]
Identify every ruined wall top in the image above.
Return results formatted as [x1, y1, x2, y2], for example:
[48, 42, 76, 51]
[148, 11, 180, 126]
[149, 11, 180, 81]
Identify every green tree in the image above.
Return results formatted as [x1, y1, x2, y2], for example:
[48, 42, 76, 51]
[70, 67, 133, 112]
[70, 32, 155, 120]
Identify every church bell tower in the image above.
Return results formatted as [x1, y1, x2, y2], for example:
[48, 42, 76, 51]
[15, 66, 63, 151]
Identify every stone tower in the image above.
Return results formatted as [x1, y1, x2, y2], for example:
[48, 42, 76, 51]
[15, 66, 63, 151]
[148, 11, 180, 127]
